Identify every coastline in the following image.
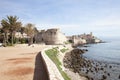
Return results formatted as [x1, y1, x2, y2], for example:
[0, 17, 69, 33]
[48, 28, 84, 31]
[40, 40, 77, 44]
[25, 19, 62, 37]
[42, 44, 88, 80]
[0, 44, 87, 80]
[1, 43, 119, 80]
[63, 44, 120, 80]
[61, 45, 88, 80]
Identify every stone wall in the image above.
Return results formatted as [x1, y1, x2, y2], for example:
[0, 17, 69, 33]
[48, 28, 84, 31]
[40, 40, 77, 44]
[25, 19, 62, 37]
[72, 35, 86, 47]
[41, 47, 64, 80]
[35, 28, 67, 45]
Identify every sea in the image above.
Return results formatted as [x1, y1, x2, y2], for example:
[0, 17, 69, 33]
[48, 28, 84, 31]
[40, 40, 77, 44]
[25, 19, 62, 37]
[81, 37, 120, 64]
[78, 37, 120, 79]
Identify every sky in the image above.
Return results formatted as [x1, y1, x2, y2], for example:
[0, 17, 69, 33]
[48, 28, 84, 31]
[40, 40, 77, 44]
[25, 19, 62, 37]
[0, 0, 120, 37]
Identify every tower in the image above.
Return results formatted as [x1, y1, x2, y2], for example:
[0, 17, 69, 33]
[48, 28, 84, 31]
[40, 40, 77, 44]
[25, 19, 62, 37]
[90, 32, 93, 36]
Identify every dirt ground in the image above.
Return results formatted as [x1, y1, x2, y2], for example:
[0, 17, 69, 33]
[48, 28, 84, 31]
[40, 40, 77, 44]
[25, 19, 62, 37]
[0, 44, 49, 80]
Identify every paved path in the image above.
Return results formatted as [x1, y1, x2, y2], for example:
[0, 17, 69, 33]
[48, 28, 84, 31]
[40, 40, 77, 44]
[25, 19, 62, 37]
[0, 45, 49, 80]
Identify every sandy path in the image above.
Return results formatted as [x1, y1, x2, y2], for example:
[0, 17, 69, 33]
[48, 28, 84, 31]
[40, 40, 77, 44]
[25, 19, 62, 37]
[0, 44, 49, 80]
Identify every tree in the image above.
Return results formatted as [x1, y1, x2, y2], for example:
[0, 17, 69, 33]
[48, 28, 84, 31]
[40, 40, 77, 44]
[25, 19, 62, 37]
[0, 26, 4, 43]
[1, 19, 10, 46]
[19, 27, 27, 44]
[25, 23, 36, 45]
[20, 27, 26, 38]
[8, 16, 22, 45]
[1, 15, 22, 46]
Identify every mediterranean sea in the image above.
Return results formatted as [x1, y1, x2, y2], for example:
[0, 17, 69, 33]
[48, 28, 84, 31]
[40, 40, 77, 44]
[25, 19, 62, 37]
[82, 37, 120, 64]
[78, 37, 120, 80]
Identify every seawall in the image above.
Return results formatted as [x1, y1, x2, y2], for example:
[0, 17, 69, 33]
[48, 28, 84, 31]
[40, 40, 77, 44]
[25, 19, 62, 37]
[41, 47, 64, 80]
[40, 45, 87, 80]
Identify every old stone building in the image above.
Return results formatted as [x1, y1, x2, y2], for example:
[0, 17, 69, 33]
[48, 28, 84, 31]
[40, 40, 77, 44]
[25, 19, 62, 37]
[72, 35, 87, 44]
[67, 32, 101, 47]
[35, 28, 67, 45]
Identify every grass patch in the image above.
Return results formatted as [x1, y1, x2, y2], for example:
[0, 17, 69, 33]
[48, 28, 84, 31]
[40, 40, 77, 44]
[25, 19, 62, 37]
[60, 48, 68, 53]
[64, 40, 72, 44]
[45, 48, 71, 80]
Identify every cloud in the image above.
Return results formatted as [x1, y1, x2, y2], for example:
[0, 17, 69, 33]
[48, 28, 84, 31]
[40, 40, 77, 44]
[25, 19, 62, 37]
[90, 14, 120, 26]
[0, 0, 120, 37]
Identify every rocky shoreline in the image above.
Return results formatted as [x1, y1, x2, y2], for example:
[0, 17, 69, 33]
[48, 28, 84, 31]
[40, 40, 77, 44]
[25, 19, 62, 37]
[63, 48, 120, 80]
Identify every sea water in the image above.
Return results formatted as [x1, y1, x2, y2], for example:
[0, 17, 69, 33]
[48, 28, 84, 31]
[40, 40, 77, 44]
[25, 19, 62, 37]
[78, 37, 120, 79]
[82, 37, 120, 64]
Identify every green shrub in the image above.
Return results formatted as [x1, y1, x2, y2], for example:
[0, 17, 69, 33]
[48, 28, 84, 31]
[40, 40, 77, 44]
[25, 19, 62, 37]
[20, 38, 26, 44]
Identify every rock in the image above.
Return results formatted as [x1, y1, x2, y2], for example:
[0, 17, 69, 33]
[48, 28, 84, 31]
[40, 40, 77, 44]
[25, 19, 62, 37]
[63, 48, 91, 80]
[107, 73, 110, 76]
[109, 65, 112, 68]
[100, 67, 104, 70]
[118, 75, 120, 79]
[102, 75, 107, 79]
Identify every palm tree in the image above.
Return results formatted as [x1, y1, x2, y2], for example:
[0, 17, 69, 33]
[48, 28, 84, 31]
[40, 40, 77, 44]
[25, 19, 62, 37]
[1, 15, 22, 46]
[20, 27, 26, 38]
[1, 19, 10, 46]
[0, 26, 4, 44]
[25, 23, 36, 45]
[7, 16, 22, 45]
[19, 27, 27, 44]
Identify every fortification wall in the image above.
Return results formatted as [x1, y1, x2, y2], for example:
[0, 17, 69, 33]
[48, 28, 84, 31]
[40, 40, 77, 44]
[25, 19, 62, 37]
[35, 28, 67, 45]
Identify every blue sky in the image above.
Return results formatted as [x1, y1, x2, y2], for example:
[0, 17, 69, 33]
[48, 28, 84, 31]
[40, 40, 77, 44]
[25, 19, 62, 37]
[0, 0, 120, 37]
